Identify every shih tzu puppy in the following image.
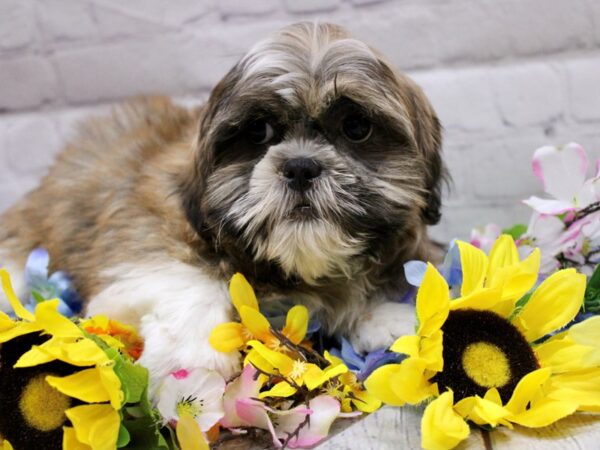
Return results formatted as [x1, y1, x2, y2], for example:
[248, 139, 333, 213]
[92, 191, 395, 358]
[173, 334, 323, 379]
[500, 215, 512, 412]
[0, 22, 445, 384]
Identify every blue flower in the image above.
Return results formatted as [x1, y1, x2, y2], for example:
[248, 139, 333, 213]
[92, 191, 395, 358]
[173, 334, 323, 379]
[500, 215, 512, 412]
[404, 240, 463, 291]
[24, 248, 82, 317]
[329, 337, 403, 382]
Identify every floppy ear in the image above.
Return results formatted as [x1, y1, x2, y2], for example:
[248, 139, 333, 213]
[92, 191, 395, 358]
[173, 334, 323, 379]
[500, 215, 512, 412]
[410, 89, 445, 225]
[399, 76, 447, 225]
[179, 64, 242, 237]
[373, 55, 447, 225]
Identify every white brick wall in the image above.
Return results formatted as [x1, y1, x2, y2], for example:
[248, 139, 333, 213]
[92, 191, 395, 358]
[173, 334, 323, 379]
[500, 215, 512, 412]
[1, 0, 600, 242]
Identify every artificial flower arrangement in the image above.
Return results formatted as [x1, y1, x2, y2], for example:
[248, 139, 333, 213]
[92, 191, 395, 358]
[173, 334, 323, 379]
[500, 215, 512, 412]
[0, 142, 599, 450]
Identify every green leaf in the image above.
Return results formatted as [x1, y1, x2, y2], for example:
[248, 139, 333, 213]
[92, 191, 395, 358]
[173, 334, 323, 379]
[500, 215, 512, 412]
[584, 265, 600, 314]
[31, 291, 46, 304]
[122, 417, 170, 450]
[509, 292, 533, 321]
[502, 224, 528, 240]
[113, 358, 149, 405]
[117, 424, 131, 448]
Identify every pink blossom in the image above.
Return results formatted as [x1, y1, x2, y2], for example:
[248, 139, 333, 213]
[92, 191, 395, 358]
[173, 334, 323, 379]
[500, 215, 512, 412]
[524, 143, 600, 214]
[220, 365, 342, 448]
[470, 224, 502, 253]
[236, 395, 341, 448]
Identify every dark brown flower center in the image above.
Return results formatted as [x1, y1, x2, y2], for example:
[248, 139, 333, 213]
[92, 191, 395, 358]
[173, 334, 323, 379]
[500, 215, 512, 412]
[433, 309, 539, 403]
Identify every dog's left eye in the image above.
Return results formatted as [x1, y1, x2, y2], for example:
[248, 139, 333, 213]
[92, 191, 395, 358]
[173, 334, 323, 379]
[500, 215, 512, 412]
[247, 120, 275, 145]
[342, 113, 373, 143]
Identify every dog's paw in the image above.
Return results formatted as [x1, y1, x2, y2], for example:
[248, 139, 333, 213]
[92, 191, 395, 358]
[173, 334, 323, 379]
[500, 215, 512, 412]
[348, 302, 416, 354]
[138, 310, 241, 396]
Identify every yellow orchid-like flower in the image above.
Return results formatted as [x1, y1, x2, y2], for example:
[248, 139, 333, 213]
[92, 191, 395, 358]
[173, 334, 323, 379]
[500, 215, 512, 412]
[245, 340, 348, 397]
[210, 273, 309, 353]
[324, 352, 382, 413]
[0, 269, 123, 450]
[365, 235, 595, 450]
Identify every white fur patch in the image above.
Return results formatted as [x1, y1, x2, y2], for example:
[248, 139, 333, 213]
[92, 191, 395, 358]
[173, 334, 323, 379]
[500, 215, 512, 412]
[0, 253, 26, 313]
[265, 220, 363, 284]
[88, 260, 240, 391]
[349, 302, 416, 353]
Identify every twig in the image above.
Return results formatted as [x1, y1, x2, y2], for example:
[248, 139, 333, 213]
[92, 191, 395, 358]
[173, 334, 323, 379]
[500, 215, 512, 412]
[281, 413, 311, 449]
[565, 201, 600, 227]
[270, 328, 329, 367]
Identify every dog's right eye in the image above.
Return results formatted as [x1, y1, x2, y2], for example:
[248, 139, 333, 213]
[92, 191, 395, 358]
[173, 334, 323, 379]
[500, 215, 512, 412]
[247, 120, 275, 145]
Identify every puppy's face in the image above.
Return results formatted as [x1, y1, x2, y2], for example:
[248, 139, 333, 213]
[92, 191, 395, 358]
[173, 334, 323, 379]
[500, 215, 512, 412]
[183, 23, 443, 285]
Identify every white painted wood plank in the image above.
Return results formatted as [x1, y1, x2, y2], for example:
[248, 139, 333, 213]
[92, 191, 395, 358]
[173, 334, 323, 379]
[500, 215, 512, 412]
[491, 414, 600, 450]
[219, 409, 600, 449]
[317, 406, 486, 450]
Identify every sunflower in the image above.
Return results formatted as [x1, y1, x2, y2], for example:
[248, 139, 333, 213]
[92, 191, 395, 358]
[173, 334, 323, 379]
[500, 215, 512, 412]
[0, 269, 125, 450]
[365, 235, 599, 450]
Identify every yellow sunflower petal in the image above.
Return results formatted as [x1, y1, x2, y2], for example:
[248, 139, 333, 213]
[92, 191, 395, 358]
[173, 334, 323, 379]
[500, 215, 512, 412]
[456, 241, 488, 296]
[46, 369, 113, 404]
[176, 414, 210, 450]
[282, 305, 309, 344]
[1, 440, 14, 450]
[421, 391, 470, 450]
[416, 264, 450, 337]
[489, 249, 540, 302]
[390, 334, 420, 356]
[483, 388, 502, 405]
[454, 395, 509, 427]
[239, 306, 272, 343]
[390, 358, 436, 405]
[229, 273, 259, 313]
[549, 368, 600, 412]
[486, 235, 520, 283]
[508, 397, 578, 427]
[515, 269, 586, 342]
[258, 381, 297, 399]
[0, 269, 35, 321]
[449, 287, 510, 317]
[534, 336, 593, 373]
[98, 365, 124, 409]
[420, 331, 444, 372]
[209, 322, 246, 352]
[63, 426, 92, 450]
[66, 404, 120, 450]
[0, 310, 14, 330]
[505, 368, 551, 414]
[568, 316, 600, 366]
[14, 338, 61, 367]
[18, 337, 110, 367]
[34, 300, 83, 338]
[364, 364, 406, 406]
[0, 321, 44, 345]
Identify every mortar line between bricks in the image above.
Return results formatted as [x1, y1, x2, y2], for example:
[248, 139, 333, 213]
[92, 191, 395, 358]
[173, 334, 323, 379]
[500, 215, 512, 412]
[3, 46, 600, 118]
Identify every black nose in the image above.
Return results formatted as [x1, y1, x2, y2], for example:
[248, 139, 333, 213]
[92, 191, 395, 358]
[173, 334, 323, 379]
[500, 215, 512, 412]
[282, 158, 322, 192]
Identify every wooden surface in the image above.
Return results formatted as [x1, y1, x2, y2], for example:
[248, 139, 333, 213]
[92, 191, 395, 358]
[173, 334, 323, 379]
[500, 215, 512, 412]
[319, 407, 600, 450]
[220, 406, 600, 450]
